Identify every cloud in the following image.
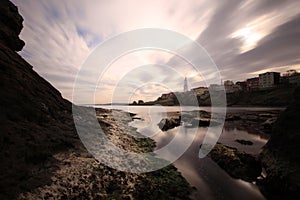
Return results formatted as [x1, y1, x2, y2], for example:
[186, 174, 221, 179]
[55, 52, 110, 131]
[191, 0, 300, 83]
[11, 0, 300, 103]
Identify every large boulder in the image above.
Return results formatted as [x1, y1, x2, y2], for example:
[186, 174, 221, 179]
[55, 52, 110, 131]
[260, 87, 300, 199]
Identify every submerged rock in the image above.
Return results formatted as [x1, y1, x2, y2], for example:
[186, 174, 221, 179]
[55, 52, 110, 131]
[226, 114, 242, 121]
[235, 139, 254, 145]
[262, 117, 277, 131]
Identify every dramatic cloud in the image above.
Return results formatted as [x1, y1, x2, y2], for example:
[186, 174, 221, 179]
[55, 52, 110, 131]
[12, 0, 300, 103]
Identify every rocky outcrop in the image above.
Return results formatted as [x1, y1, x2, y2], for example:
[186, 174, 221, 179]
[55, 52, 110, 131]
[259, 87, 300, 199]
[158, 117, 181, 131]
[0, 1, 82, 198]
[0, 0, 25, 51]
[18, 109, 192, 200]
[157, 110, 213, 131]
[224, 111, 281, 135]
[208, 143, 262, 182]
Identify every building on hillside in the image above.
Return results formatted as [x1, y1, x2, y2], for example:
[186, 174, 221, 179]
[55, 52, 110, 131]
[259, 72, 280, 89]
[283, 69, 298, 77]
[224, 80, 235, 93]
[224, 80, 234, 86]
[236, 81, 247, 91]
[191, 86, 208, 96]
[282, 70, 300, 86]
[246, 77, 259, 91]
[161, 92, 175, 99]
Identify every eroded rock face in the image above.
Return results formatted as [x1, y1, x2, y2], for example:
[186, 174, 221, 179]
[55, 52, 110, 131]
[0, 0, 25, 51]
[0, 1, 82, 198]
[260, 87, 300, 199]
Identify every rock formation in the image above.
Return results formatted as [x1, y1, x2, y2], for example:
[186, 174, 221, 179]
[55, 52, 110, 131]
[0, 0, 83, 198]
[0, 0, 25, 51]
[208, 143, 261, 182]
[260, 87, 300, 199]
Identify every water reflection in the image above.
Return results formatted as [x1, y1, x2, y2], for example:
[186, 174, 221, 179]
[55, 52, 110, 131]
[97, 105, 281, 200]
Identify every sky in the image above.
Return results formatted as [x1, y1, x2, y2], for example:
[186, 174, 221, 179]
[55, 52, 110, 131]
[12, 0, 300, 104]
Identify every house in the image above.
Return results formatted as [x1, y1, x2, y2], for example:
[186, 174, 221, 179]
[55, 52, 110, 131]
[259, 72, 280, 89]
[246, 77, 259, 91]
[224, 80, 235, 93]
[282, 70, 300, 86]
[236, 81, 247, 91]
[287, 74, 300, 86]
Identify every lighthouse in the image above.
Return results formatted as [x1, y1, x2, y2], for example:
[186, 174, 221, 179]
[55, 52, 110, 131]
[184, 77, 188, 92]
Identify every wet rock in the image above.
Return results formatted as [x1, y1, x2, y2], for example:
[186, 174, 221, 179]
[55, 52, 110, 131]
[262, 117, 277, 131]
[226, 114, 241, 121]
[190, 117, 211, 127]
[208, 143, 261, 182]
[158, 117, 181, 131]
[235, 139, 253, 145]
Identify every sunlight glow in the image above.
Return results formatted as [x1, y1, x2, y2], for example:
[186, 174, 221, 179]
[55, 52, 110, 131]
[232, 28, 262, 53]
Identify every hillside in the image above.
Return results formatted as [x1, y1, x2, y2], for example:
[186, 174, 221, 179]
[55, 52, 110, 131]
[227, 87, 295, 107]
[147, 87, 295, 107]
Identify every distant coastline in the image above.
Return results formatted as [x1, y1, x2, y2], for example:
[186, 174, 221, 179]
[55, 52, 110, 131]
[128, 86, 296, 107]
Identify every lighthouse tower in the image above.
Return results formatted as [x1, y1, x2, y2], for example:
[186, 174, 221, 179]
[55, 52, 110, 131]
[184, 77, 188, 92]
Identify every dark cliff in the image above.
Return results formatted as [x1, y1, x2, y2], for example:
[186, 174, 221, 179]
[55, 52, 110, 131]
[0, 0, 25, 51]
[0, 0, 82, 198]
[260, 87, 300, 199]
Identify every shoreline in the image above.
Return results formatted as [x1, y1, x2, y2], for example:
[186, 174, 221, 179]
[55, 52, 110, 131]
[18, 107, 192, 199]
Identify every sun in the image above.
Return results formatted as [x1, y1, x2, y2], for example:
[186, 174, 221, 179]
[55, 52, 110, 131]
[232, 27, 262, 53]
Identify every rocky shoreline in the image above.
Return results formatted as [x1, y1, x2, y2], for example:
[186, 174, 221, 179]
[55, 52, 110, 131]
[18, 108, 192, 199]
[155, 108, 287, 198]
[1, 0, 299, 199]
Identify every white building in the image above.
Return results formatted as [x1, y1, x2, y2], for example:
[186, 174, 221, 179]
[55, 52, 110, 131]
[259, 72, 280, 89]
